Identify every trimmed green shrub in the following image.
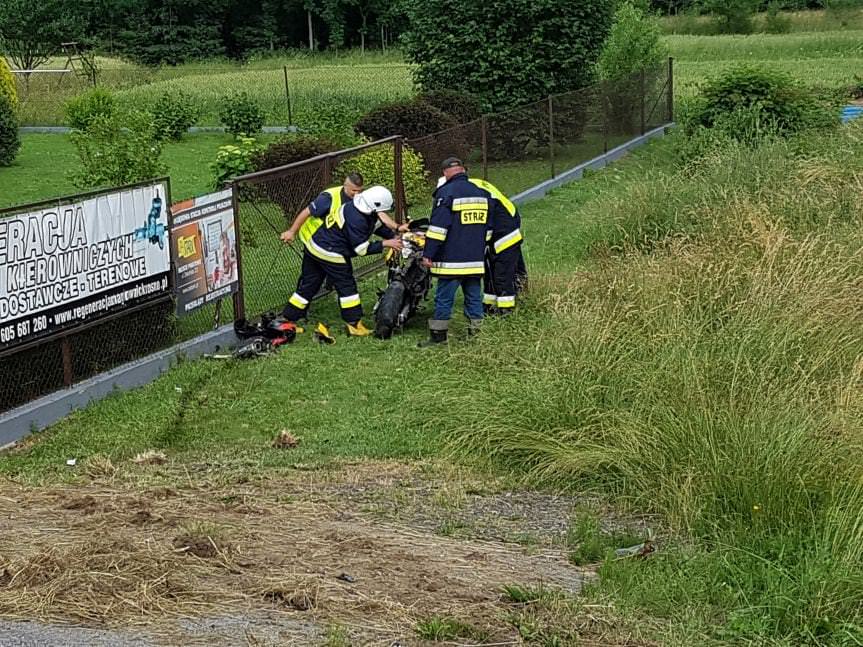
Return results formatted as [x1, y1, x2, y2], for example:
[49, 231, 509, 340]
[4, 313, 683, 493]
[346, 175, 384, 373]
[252, 134, 340, 173]
[211, 136, 263, 189]
[70, 110, 165, 189]
[250, 135, 341, 216]
[355, 99, 457, 141]
[336, 143, 429, 209]
[219, 91, 265, 137]
[418, 90, 483, 126]
[151, 90, 198, 141]
[0, 93, 21, 167]
[64, 88, 116, 131]
[0, 57, 17, 110]
[403, 0, 614, 111]
[688, 66, 839, 142]
[294, 104, 364, 148]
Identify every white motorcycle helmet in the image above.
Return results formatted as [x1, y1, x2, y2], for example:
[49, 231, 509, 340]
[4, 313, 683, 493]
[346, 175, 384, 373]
[354, 185, 394, 215]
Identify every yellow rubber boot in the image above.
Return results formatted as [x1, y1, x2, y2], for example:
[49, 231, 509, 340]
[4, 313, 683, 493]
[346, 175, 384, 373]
[314, 322, 336, 345]
[345, 321, 372, 337]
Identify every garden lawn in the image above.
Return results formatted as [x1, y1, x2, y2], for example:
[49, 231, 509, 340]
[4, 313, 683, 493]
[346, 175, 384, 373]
[0, 132, 664, 482]
[0, 133, 277, 210]
[669, 30, 863, 95]
[3, 121, 862, 645]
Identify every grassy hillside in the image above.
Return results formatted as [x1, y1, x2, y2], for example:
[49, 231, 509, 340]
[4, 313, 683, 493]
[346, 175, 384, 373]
[439, 124, 863, 643]
[13, 18, 863, 127]
[662, 7, 863, 34]
[5, 120, 862, 642]
[670, 30, 863, 95]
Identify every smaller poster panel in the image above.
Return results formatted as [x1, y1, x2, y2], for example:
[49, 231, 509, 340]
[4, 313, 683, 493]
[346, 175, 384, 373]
[170, 191, 238, 317]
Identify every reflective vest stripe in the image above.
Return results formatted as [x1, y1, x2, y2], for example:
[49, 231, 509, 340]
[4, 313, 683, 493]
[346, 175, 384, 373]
[494, 228, 523, 253]
[469, 179, 516, 217]
[354, 241, 370, 256]
[339, 293, 361, 309]
[427, 225, 448, 241]
[307, 238, 346, 264]
[289, 292, 309, 309]
[431, 260, 484, 276]
[300, 187, 341, 245]
[453, 196, 488, 208]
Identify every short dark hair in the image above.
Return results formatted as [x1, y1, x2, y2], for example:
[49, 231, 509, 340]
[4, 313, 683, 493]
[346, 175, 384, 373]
[346, 172, 364, 186]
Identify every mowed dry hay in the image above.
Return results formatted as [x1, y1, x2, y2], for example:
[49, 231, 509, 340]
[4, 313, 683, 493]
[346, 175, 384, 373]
[0, 461, 592, 645]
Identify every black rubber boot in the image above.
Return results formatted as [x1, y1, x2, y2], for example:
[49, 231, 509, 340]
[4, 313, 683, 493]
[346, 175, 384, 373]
[418, 320, 449, 347]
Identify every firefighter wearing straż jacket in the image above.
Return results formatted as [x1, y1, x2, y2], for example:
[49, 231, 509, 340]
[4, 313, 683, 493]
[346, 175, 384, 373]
[468, 178, 526, 313]
[420, 158, 493, 346]
[276, 186, 404, 336]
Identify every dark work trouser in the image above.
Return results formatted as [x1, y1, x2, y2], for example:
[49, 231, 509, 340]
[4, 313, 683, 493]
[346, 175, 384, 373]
[282, 250, 362, 323]
[484, 243, 523, 310]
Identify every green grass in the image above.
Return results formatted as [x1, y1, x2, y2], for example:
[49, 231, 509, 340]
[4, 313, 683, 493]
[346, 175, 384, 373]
[435, 123, 863, 643]
[415, 615, 489, 642]
[3, 72, 863, 645]
[661, 8, 863, 34]
[0, 133, 278, 209]
[14, 54, 413, 127]
[566, 510, 645, 567]
[501, 583, 563, 605]
[670, 30, 863, 95]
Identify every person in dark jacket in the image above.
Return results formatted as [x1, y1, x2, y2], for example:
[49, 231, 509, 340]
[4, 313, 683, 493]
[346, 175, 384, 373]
[420, 158, 493, 345]
[277, 185, 403, 336]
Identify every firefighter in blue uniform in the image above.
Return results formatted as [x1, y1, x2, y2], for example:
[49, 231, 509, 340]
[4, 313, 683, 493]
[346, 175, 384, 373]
[278, 186, 404, 336]
[280, 173, 364, 246]
[468, 178, 526, 313]
[420, 158, 493, 345]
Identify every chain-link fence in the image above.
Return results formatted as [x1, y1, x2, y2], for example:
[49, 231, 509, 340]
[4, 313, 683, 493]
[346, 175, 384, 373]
[229, 136, 406, 325]
[1, 62, 673, 416]
[407, 61, 674, 199]
[12, 64, 414, 127]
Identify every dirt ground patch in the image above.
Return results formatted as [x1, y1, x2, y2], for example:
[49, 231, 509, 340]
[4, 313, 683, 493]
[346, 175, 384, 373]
[0, 461, 643, 646]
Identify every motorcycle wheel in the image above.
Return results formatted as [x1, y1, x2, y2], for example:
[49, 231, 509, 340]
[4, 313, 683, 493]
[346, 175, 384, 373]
[374, 281, 406, 339]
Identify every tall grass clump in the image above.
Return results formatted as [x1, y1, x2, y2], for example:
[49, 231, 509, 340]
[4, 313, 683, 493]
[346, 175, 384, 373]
[436, 122, 863, 642]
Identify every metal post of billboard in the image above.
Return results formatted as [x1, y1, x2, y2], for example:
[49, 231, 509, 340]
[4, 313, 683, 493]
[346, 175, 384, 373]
[229, 182, 247, 324]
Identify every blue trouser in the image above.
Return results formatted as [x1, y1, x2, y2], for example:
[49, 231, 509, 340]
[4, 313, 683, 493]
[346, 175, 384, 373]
[433, 276, 483, 320]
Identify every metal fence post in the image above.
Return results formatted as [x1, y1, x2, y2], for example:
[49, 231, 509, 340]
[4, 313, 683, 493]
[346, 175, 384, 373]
[61, 338, 73, 386]
[640, 69, 647, 135]
[481, 115, 489, 181]
[603, 84, 610, 154]
[548, 95, 556, 179]
[667, 57, 675, 123]
[283, 65, 293, 126]
[230, 182, 247, 324]
[394, 136, 405, 223]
